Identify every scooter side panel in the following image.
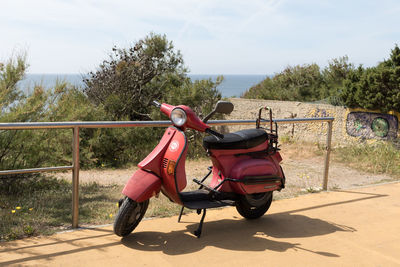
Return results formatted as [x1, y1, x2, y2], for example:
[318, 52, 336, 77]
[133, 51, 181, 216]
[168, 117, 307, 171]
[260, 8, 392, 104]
[122, 169, 161, 202]
[160, 128, 187, 204]
[229, 158, 283, 194]
[138, 127, 176, 177]
[209, 142, 268, 176]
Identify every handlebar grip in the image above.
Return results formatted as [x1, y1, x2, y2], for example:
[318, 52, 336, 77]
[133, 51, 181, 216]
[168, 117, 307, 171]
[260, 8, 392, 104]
[206, 128, 224, 139]
[152, 101, 161, 108]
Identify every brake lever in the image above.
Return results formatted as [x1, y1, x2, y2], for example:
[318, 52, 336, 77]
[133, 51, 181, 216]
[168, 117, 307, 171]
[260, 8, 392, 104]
[152, 101, 161, 108]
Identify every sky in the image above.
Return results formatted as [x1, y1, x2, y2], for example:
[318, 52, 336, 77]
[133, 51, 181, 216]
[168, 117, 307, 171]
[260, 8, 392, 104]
[1, 0, 399, 74]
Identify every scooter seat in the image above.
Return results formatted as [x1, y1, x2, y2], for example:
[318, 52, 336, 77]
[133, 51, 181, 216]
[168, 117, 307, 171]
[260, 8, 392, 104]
[203, 129, 268, 150]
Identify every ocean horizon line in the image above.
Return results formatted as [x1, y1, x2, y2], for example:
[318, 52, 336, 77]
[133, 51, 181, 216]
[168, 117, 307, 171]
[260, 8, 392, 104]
[25, 73, 269, 76]
[20, 74, 268, 97]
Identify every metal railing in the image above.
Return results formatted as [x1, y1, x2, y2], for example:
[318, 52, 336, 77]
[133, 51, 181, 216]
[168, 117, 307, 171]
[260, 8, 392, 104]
[0, 117, 334, 228]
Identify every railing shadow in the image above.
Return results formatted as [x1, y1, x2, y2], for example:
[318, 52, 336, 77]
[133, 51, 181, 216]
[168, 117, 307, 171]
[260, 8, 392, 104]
[274, 189, 387, 216]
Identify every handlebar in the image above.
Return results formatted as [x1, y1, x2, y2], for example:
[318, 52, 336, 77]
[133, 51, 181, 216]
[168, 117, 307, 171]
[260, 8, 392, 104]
[152, 101, 161, 108]
[205, 128, 224, 139]
[153, 100, 217, 134]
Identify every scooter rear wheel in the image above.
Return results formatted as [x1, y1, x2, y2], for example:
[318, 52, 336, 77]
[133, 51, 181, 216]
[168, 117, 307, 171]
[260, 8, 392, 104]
[113, 197, 149, 237]
[235, 192, 273, 219]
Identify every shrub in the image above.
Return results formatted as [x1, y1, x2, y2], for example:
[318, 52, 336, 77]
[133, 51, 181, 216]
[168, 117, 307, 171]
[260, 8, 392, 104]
[243, 63, 326, 102]
[341, 45, 400, 113]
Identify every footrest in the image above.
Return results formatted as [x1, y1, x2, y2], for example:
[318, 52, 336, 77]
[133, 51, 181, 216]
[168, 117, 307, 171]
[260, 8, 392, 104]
[180, 190, 235, 209]
[180, 189, 212, 202]
[183, 199, 235, 209]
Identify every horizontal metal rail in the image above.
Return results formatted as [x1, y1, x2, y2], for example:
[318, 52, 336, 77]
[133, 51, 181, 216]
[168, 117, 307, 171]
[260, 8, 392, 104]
[0, 117, 334, 228]
[0, 117, 334, 130]
[0, 166, 73, 176]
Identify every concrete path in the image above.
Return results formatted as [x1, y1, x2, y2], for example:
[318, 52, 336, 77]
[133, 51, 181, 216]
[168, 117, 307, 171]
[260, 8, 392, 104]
[1, 182, 400, 267]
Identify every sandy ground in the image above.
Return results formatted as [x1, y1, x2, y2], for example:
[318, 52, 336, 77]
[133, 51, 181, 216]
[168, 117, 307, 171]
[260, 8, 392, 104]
[1, 182, 400, 266]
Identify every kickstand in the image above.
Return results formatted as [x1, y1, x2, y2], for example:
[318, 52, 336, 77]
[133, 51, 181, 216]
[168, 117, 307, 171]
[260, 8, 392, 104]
[178, 206, 184, 222]
[194, 209, 207, 238]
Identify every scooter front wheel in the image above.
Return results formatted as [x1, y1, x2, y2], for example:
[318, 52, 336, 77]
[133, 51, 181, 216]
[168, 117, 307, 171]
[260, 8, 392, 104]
[113, 197, 149, 237]
[235, 191, 273, 219]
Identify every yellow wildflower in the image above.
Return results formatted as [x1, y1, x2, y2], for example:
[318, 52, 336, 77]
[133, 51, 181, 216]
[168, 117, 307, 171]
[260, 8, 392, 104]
[109, 213, 113, 218]
[11, 210, 16, 214]
[16, 206, 21, 210]
[29, 208, 33, 211]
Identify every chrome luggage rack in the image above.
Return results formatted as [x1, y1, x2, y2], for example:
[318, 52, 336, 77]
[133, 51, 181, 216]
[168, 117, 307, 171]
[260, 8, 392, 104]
[256, 106, 279, 153]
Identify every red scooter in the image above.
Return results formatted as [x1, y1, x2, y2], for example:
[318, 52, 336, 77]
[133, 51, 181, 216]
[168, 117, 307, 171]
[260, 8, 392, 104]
[114, 100, 285, 238]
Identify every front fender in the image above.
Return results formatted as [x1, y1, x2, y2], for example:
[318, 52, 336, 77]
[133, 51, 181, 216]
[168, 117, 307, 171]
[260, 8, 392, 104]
[122, 169, 161, 202]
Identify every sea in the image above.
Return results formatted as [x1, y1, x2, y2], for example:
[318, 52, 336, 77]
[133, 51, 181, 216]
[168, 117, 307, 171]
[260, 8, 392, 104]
[18, 74, 267, 98]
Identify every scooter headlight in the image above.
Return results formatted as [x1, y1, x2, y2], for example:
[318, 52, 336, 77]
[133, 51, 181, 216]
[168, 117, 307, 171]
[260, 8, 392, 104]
[170, 108, 187, 127]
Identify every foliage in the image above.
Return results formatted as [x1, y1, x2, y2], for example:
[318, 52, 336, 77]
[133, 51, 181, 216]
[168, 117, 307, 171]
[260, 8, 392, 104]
[341, 45, 400, 113]
[84, 33, 186, 120]
[0, 74, 102, 171]
[243, 45, 400, 113]
[321, 56, 355, 105]
[243, 59, 353, 104]
[0, 54, 47, 171]
[0, 53, 26, 111]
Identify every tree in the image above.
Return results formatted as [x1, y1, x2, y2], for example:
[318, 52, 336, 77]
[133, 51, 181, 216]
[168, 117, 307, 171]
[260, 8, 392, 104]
[321, 56, 354, 105]
[84, 33, 187, 120]
[0, 53, 26, 114]
[341, 45, 400, 113]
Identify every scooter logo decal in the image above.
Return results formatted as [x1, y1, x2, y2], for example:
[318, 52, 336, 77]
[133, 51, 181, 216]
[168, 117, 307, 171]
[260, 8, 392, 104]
[169, 140, 179, 152]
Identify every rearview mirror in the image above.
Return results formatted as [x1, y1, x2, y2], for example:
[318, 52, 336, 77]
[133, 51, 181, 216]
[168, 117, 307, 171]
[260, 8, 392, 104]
[215, 101, 234, 114]
[202, 101, 234, 123]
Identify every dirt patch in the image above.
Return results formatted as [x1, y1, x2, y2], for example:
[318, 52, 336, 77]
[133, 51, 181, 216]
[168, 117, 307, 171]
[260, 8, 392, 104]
[52, 158, 211, 189]
[52, 145, 395, 201]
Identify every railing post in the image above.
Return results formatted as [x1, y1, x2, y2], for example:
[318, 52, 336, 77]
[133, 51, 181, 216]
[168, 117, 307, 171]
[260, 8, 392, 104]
[323, 120, 333, 191]
[72, 126, 80, 228]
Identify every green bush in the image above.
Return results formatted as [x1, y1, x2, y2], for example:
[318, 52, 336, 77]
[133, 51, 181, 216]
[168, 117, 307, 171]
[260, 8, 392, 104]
[341, 45, 400, 113]
[0, 54, 105, 170]
[242, 57, 353, 104]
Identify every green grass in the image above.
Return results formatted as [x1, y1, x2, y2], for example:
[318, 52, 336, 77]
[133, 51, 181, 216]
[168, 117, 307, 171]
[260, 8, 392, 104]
[333, 141, 400, 178]
[0, 176, 122, 241]
[284, 139, 400, 179]
[0, 175, 197, 242]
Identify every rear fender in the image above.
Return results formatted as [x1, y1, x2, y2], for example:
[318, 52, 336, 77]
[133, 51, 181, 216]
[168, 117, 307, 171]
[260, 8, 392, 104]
[122, 169, 161, 202]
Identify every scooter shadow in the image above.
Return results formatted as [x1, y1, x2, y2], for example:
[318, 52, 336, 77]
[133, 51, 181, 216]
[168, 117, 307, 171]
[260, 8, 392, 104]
[121, 213, 353, 256]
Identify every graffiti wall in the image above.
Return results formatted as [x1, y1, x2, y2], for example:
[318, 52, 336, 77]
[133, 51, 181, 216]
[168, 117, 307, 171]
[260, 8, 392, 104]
[346, 111, 399, 139]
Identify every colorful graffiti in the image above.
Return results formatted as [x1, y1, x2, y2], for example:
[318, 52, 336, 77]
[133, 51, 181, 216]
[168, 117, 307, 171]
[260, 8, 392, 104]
[308, 108, 331, 118]
[346, 111, 399, 139]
